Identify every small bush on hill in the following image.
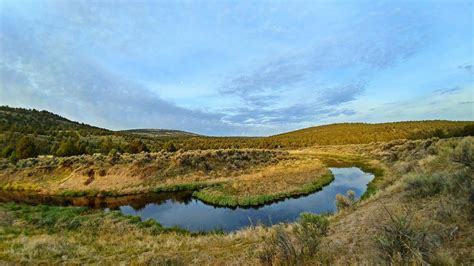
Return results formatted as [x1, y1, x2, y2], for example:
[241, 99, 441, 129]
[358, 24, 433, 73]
[376, 208, 431, 264]
[404, 174, 446, 198]
[449, 137, 473, 167]
[294, 213, 329, 256]
[15, 136, 37, 159]
[163, 142, 178, 152]
[128, 139, 149, 153]
[259, 213, 329, 265]
[335, 190, 355, 211]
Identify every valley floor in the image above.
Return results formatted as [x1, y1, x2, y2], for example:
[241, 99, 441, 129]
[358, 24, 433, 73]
[0, 137, 473, 264]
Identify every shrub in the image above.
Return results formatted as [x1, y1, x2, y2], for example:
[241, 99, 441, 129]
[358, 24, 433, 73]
[128, 139, 149, 153]
[449, 137, 473, 167]
[1, 145, 14, 158]
[258, 228, 293, 265]
[55, 140, 79, 157]
[259, 213, 329, 264]
[404, 174, 446, 198]
[375, 208, 431, 264]
[335, 190, 355, 211]
[16, 136, 37, 159]
[164, 142, 178, 152]
[446, 169, 474, 218]
[8, 151, 18, 164]
[294, 213, 329, 256]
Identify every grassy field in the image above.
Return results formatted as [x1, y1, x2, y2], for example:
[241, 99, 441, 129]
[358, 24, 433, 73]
[0, 147, 387, 207]
[0, 149, 290, 198]
[1, 148, 354, 207]
[193, 157, 334, 206]
[1, 107, 473, 265]
[1, 136, 472, 264]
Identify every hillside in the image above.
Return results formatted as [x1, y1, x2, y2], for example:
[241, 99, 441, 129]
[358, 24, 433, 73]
[119, 129, 198, 137]
[0, 106, 473, 160]
[0, 106, 109, 135]
[0, 106, 190, 160]
[177, 120, 474, 150]
[269, 120, 474, 146]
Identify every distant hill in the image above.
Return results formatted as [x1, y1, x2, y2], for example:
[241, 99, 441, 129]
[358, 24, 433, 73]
[0, 106, 109, 135]
[174, 120, 474, 150]
[119, 129, 199, 138]
[0, 105, 473, 160]
[269, 121, 474, 146]
[0, 106, 193, 159]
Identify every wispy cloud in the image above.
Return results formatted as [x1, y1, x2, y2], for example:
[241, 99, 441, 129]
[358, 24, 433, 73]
[458, 63, 473, 74]
[0, 0, 472, 135]
[218, 5, 431, 127]
[435, 87, 462, 95]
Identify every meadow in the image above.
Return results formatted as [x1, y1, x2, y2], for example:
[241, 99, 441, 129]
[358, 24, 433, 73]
[0, 107, 473, 264]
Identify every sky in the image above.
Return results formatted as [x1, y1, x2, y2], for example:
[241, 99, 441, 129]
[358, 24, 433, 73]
[0, 0, 473, 136]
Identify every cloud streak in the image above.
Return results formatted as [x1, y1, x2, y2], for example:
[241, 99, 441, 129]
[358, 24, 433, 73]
[0, 0, 472, 135]
[218, 3, 431, 126]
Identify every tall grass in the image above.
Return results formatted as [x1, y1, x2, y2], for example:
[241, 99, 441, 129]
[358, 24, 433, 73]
[259, 213, 329, 265]
[375, 208, 431, 264]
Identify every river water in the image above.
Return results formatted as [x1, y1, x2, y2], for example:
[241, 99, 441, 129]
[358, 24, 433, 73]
[0, 167, 374, 232]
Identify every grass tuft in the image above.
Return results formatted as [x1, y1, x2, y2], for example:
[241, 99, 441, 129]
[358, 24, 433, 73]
[375, 208, 432, 264]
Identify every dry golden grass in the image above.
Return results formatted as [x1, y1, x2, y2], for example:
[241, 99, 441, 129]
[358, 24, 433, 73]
[1, 137, 472, 264]
[0, 206, 269, 264]
[0, 149, 290, 196]
[206, 156, 326, 197]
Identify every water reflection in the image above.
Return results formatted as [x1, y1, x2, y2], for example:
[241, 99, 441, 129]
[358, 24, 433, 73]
[0, 167, 374, 232]
[120, 167, 374, 232]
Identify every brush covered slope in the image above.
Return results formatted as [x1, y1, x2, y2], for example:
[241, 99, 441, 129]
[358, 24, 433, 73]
[0, 149, 296, 199]
[0, 136, 472, 264]
[1, 106, 473, 159]
[118, 129, 199, 137]
[0, 106, 195, 161]
[0, 148, 336, 207]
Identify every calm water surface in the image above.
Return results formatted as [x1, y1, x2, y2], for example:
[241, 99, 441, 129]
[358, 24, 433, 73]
[120, 167, 373, 232]
[0, 167, 374, 232]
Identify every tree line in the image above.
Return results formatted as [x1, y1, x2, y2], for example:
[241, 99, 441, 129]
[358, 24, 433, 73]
[1, 106, 473, 162]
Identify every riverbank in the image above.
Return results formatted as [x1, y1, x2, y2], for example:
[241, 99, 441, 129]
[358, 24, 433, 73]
[193, 170, 334, 207]
[0, 149, 356, 207]
[0, 137, 472, 264]
[0, 202, 267, 264]
[0, 149, 289, 197]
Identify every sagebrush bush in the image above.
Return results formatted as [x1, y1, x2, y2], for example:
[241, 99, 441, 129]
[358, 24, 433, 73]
[446, 169, 474, 219]
[259, 213, 329, 264]
[404, 174, 446, 198]
[335, 190, 355, 211]
[449, 137, 473, 167]
[294, 213, 329, 256]
[376, 208, 431, 263]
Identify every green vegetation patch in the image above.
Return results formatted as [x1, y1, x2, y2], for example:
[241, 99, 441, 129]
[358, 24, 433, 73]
[1, 183, 40, 192]
[193, 171, 334, 207]
[152, 181, 223, 193]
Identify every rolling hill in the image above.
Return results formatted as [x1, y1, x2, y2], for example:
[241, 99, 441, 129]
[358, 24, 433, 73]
[119, 129, 199, 138]
[0, 105, 473, 159]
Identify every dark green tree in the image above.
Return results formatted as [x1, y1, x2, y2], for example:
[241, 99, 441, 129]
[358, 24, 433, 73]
[128, 139, 149, 153]
[163, 141, 177, 152]
[56, 139, 78, 157]
[15, 136, 37, 159]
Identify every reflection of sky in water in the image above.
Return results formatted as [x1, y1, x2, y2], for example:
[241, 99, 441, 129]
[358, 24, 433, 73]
[120, 167, 374, 232]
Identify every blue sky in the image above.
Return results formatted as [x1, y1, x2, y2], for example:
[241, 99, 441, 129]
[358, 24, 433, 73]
[0, 0, 473, 136]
